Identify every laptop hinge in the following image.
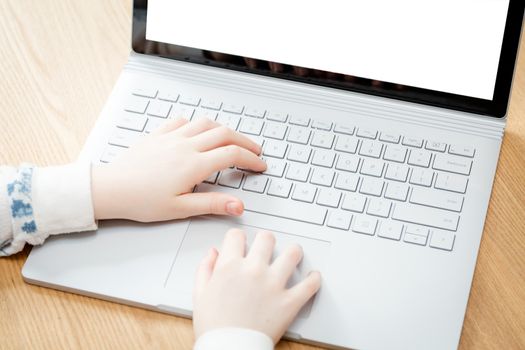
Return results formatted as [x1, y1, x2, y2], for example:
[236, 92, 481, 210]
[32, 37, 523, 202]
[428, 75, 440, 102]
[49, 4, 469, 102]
[125, 53, 506, 140]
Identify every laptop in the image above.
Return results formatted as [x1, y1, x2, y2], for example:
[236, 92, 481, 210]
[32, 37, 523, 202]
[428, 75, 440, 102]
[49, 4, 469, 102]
[22, 1, 524, 349]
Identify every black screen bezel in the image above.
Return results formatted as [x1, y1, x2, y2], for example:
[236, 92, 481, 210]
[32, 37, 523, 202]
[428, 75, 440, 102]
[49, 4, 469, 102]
[132, 1, 524, 118]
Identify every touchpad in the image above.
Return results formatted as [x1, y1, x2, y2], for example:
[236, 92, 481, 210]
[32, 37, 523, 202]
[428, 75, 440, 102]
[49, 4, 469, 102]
[165, 217, 330, 318]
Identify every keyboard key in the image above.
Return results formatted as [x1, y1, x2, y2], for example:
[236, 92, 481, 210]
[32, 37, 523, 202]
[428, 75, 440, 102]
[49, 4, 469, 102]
[117, 114, 148, 132]
[264, 122, 288, 140]
[449, 144, 475, 158]
[263, 140, 288, 159]
[243, 174, 269, 193]
[342, 193, 367, 213]
[410, 187, 463, 212]
[263, 158, 286, 177]
[405, 225, 429, 237]
[425, 140, 446, 152]
[335, 173, 360, 192]
[245, 135, 265, 148]
[352, 215, 378, 235]
[384, 164, 409, 182]
[223, 104, 244, 114]
[367, 198, 392, 218]
[204, 172, 219, 184]
[179, 95, 201, 106]
[147, 100, 172, 118]
[311, 120, 332, 131]
[404, 232, 428, 246]
[124, 97, 149, 114]
[245, 107, 266, 118]
[286, 163, 310, 182]
[360, 159, 384, 177]
[267, 179, 292, 198]
[287, 145, 311, 163]
[429, 230, 455, 251]
[158, 91, 179, 102]
[384, 182, 409, 201]
[201, 100, 222, 110]
[132, 87, 157, 98]
[433, 154, 472, 175]
[410, 168, 434, 187]
[402, 136, 423, 148]
[108, 128, 141, 148]
[383, 145, 407, 163]
[144, 118, 168, 133]
[334, 123, 355, 135]
[392, 203, 459, 231]
[292, 183, 317, 203]
[408, 150, 432, 168]
[312, 150, 336, 168]
[197, 184, 327, 225]
[335, 135, 359, 154]
[239, 118, 265, 135]
[335, 154, 360, 173]
[378, 221, 403, 240]
[359, 139, 383, 158]
[435, 173, 468, 194]
[310, 168, 335, 187]
[311, 131, 335, 149]
[289, 115, 310, 126]
[100, 145, 125, 163]
[327, 210, 352, 230]
[356, 128, 377, 139]
[171, 106, 195, 119]
[218, 169, 244, 188]
[317, 189, 342, 208]
[287, 126, 311, 144]
[379, 133, 400, 144]
[267, 112, 288, 122]
[193, 109, 218, 121]
[360, 177, 384, 197]
[216, 113, 241, 130]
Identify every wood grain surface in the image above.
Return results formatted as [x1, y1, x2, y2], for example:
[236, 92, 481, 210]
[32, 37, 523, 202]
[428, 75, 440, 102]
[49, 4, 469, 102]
[0, 1, 524, 349]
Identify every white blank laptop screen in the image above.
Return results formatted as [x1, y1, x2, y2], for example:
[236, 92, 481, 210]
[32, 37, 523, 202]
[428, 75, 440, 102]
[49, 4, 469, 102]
[146, 0, 509, 101]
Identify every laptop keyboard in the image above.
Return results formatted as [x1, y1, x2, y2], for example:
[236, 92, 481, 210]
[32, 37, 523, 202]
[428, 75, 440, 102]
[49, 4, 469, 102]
[101, 87, 476, 252]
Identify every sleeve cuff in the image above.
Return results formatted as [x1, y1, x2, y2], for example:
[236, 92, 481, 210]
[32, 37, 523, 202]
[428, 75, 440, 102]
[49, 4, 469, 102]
[32, 161, 98, 236]
[194, 328, 274, 350]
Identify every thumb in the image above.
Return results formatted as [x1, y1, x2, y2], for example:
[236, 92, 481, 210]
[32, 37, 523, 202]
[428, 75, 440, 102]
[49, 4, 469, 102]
[174, 192, 244, 218]
[193, 248, 219, 300]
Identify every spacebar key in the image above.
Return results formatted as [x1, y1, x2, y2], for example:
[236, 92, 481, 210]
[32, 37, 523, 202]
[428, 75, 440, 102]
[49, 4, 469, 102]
[196, 184, 327, 225]
[392, 203, 459, 231]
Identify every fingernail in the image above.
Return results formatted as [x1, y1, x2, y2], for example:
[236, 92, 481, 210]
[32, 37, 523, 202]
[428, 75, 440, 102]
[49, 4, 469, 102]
[226, 202, 243, 216]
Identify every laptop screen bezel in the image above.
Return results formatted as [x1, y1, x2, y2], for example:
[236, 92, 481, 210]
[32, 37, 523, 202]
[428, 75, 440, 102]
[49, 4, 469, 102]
[132, 0, 524, 119]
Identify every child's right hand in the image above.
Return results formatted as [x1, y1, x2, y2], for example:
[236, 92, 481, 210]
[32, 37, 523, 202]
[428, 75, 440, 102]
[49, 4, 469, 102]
[91, 118, 266, 222]
[193, 229, 322, 344]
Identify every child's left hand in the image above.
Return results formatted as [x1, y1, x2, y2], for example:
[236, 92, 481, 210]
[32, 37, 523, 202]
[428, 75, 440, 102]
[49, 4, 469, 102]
[91, 118, 266, 222]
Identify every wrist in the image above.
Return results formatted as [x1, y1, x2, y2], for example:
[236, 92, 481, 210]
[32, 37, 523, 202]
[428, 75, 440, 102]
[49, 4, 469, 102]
[91, 164, 122, 220]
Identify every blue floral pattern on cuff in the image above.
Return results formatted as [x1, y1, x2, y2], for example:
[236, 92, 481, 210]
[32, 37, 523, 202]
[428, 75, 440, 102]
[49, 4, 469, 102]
[7, 165, 38, 235]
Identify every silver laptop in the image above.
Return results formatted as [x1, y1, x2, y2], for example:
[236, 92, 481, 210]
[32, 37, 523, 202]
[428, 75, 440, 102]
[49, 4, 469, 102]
[22, 1, 524, 349]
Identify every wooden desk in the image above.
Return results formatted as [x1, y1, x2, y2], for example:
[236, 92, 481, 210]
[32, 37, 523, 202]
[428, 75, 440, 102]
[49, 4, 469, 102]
[1, 1, 524, 349]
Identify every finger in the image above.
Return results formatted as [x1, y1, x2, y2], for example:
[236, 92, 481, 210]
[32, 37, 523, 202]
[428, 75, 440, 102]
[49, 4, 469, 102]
[173, 192, 244, 218]
[201, 145, 267, 174]
[216, 228, 246, 266]
[191, 125, 262, 155]
[193, 247, 219, 299]
[151, 117, 188, 135]
[270, 244, 303, 286]
[246, 231, 275, 264]
[286, 271, 322, 313]
[173, 117, 220, 137]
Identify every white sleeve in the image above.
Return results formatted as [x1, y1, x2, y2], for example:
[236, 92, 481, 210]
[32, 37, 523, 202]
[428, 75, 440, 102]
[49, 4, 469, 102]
[194, 328, 274, 350]
[0, 162, 98, 256]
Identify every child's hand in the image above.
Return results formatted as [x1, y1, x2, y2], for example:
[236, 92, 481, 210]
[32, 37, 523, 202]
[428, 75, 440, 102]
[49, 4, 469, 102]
[91, 118, 266, 222]
[193, 229, 322, 344]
